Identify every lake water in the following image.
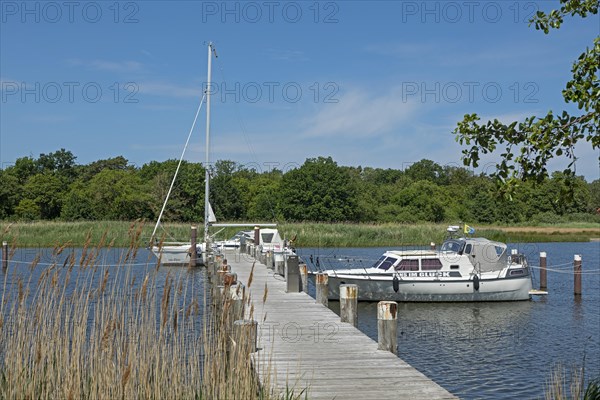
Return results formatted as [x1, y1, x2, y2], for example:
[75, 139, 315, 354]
[2, 242, 598, 399]
[297, 242, 600, 399]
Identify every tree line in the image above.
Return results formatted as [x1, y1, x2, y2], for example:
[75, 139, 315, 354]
[0, 149, 598, 224]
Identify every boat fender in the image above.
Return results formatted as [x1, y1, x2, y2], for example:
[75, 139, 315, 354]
[393, 275, 399, 293]
[473, 274, 480, 291]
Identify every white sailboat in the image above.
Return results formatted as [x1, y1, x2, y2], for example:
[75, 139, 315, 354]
[151, 42, 218, 266]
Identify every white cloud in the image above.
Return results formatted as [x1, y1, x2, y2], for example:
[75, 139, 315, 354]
[67, 59, 143, 73]
[300, 87, 419, 138]
[137, 81, 203, 98]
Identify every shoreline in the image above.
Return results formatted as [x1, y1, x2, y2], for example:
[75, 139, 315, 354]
[1, 220, 598, 248]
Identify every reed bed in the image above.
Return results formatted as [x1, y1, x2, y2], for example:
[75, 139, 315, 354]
[545, 363, 600, 400]
[2, 220, 598, 248]
[0, 223, 302, 399]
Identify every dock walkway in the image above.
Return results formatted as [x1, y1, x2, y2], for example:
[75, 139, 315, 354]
[224, 250, 457, 400]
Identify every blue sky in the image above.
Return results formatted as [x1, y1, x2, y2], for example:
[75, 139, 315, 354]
[1, 1, 598, 180]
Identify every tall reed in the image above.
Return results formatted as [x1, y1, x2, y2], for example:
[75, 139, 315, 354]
[0, 223, 301, 399]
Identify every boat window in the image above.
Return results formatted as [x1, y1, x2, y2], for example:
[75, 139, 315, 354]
[495, 246, 504, 257]
[261, 233, 275, 244]
[395, 259, 419, 271]
[450, 265, 460, 270]
[378, 257, 398, 270]
[370, 256, 386, 269]
[441, 240, 464, 253]
[464, 244, 472, 255]
[421, 258, 443, 270]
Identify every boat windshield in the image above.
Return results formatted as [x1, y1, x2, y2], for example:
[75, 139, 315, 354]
[441, 240, 464, 253]
[371, 256, 398, 271]
[261, 233, 275, 243]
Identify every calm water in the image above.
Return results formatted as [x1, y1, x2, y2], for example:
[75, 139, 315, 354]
[0, 247, 210, 333]
[2, 243, 598, 399]
[298, 242, 600, 400]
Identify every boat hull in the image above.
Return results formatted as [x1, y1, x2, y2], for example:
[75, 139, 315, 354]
[151, 244, 203, 266]
[325, 274, 532, 302]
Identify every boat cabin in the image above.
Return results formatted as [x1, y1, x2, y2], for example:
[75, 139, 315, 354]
[370, 237, 511, 274]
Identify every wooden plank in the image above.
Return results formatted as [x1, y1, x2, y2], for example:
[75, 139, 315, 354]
[225, 250, 457, 399]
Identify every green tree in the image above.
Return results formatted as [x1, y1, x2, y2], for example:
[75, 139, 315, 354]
[79, 156, 131, 181]
[392, 180, 446, 223]
[144, 160, 204, 222]
[589, 179, 600, 213]
[61, 180, 94, 220]
[278, 157, 359, 222]
[0, 170, 21, 218]
[6, 156, 37, 184]
[454, 0, 598, 192]
[22, 173, 64, 219]
[404, 159, 445, 184]
[242, 170, 281, 221]
[87, 169, 152, 220]
[14, 198, 41, 221]
[210, 160, 245, 220]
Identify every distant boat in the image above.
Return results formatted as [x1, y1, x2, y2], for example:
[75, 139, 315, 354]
[316, 226, 533, 302]
[150, 42, 218, 266]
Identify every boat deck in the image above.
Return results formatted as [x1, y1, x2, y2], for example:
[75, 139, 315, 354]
[224, 250, 457, 400]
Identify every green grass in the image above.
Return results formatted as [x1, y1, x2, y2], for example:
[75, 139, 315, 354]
[1, 220, 598, 248]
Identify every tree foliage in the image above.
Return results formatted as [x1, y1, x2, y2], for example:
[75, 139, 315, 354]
[454, 0, 599, 193]
[0, 149, 597, 224]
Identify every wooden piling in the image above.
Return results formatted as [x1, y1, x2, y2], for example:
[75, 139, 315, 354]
[574, 255, 582, 296]
[233, 319, 258, 353]
[189, 226, 197, 267]
[340, 284, 358, 327]
[2, 241, 7, 270]
[315, 272, 329, 307]
[539, 252, 547, 290]
[224, 272, 237, 287]
[377, 301, 398, 355]
[254, 226, 260, 246]
[299, 263, 308, 293]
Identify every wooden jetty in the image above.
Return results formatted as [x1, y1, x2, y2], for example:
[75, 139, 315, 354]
[222, 249, 457, 400]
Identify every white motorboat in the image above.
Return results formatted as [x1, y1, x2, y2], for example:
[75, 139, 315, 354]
[257, 228, 297, 265]
[318, 226, 533, 302]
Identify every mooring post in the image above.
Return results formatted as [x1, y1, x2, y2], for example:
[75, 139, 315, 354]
[224, 272, 237, 287]
[430, 242, 436, 251]
[299, 263, 308, 293]
[377, 301, 398, 355]
[540, 252, 547, 290]
[315, 272, 329, 307]
[266, 251, 273, 270]
[285, 254, 300, 293]
[340, 284, 358, 327]
[233, 319, 258, 353]
[2, 241, 7, 270]
[574, 255, 582, 296]
[254, 226, 260, 246]
[210, 254, 218, 278]
[189, 226, 197, 267]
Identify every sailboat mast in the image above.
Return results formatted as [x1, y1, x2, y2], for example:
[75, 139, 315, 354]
[204, 42, 213, 244]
